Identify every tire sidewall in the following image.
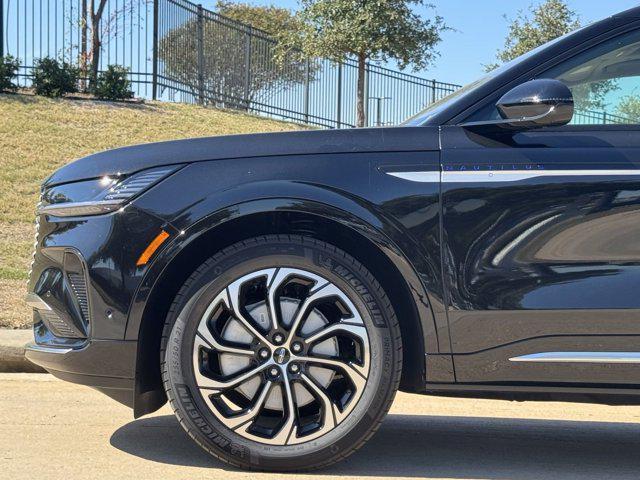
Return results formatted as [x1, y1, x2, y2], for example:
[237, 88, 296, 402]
[163, 236, 399, 470]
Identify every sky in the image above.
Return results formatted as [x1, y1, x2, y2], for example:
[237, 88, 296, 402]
[202, 0, 640, 86]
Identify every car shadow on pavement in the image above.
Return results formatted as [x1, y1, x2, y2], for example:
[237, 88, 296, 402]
[110, 413, 640, 478]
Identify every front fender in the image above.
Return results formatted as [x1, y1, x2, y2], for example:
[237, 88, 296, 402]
[127, 188, 444, 353]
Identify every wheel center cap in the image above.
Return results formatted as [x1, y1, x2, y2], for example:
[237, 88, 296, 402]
[273, 347, 290, 365]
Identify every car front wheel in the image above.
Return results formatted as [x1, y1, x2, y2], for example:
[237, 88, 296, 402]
[161, 235, 402, 471]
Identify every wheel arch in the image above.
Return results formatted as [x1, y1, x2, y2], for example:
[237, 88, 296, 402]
[128, 198, 438, 417]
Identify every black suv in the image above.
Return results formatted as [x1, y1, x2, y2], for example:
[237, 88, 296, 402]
[26, 6, 640, 471]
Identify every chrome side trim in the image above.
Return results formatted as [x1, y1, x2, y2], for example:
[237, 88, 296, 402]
[509, 352, 640, 363]
[387, 171, 441, 183]
[386, 169, 640, 184]
[25, 343, 73, 355]
[445, 169, 640, 183]
[25, 293, 52, 311]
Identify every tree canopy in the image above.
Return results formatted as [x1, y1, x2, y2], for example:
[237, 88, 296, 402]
[487, 0, 618, 113]
[215, 1, 302, 36]
[280, 0, 447, 126]
[487, 0, 580, 70]
[616, 95, 640, 123]
[158, 3, 308, 109]
[283, 0, 446, 69]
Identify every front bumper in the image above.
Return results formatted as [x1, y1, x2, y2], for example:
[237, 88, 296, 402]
[25, 339, 137, 407]
[26, 201, 172, 408]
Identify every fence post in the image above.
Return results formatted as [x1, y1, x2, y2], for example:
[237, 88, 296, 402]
[243, 29, 251, 110]
[197, 4, 205, 106]
[80, 0, 88, 90]
[303, 59, 310, 123]
[603, 111, 607, 124]
[152, 0, 159, 100]
[431, 79, 436, 104]
[336, 63, 342, 128]
[363, 64, 370, 127]
[1, 0, 4, 58]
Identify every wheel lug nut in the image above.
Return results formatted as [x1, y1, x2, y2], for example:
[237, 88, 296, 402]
[258, 348, 270, 360]
[289, 363, 300, 374]
[268, 367, 280, 379]
[291, 342, 303, 353]
[272, 333, 285, 345]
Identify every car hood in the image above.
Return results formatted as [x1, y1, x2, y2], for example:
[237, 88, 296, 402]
[44, 126, 440, 187]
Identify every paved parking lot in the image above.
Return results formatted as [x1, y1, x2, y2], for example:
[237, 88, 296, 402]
[3, 373, 640, 479]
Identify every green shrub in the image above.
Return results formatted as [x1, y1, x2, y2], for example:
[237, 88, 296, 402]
[93, 65, 134, 101]
[0, 55, 20, 93]
[32, 57, 79, 97]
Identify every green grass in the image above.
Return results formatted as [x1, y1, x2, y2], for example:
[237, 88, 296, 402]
[0, 93, 304, 328]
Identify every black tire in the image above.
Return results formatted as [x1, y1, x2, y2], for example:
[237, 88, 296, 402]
[160, 235, 402, 471]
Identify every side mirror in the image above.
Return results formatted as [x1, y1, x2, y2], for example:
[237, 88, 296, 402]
[497, 79, 574, 127]
[464, 79, 574, 131]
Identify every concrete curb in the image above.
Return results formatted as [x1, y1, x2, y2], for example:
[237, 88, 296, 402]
[0, 329, 46, 373]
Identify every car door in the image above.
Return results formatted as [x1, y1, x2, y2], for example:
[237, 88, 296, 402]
[441, 27, 640, 385]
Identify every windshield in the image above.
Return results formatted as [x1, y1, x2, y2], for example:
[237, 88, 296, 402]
[402, 31, 579, 126]
[402, 74, 495, 126]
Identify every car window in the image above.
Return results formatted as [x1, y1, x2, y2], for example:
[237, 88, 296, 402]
[544, 29, 640, 125]
[402, 32, 574, 126]
[469, 29, 640, 126]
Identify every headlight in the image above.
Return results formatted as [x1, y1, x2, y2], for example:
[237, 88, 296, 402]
[38, 165, 182, 217]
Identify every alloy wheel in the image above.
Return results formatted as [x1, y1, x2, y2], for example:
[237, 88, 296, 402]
[191, 267, 371, 445]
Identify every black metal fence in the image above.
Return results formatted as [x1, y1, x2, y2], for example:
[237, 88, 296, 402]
[0, 0, 461, 127]
[573, 108, 634, 125]
[2, 0, 157, 97]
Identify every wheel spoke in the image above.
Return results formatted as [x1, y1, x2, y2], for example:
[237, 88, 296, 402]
[297, 355, 367, 391]
[196, 291, 256, 355]
[266, 268, 326, 327]
[266, 269, 330, 336]
[285, 281, 344, 343]
[196, 321, 255, 356]
[266, 268, 290, 331]
[295, 373, 336, 437]
[226, 380, 274, 429]
[226, 270, 277, 346]
[270, 371, 298, 445]
[202, 380, 274, 433]
[194, 359, 270, 393]
[304, 322, 370, 376]
[304, 322, 367, 346]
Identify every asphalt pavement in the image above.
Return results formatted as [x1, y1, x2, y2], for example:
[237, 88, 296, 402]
[3, 373, 640, 479]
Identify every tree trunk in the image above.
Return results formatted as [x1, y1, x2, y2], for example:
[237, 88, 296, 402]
[356, 52, 367, 128]
[90, 17, 101, 89]
[81, 0, 88, 91]
[89, 1, 108, 91]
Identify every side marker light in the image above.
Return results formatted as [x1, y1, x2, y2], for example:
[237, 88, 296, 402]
[136, 230, 170, 266]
